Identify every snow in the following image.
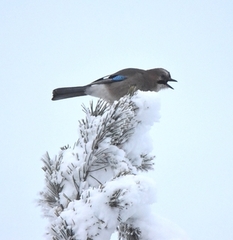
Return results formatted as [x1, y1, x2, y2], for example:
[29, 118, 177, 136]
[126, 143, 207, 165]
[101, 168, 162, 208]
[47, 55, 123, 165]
[39, 91, 191, 240]
[122, 91, 161, 166]
[51, 174, 156, 240]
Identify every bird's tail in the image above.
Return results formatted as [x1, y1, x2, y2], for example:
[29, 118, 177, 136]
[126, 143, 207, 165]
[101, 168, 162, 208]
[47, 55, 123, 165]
[52, 86, 87, 100]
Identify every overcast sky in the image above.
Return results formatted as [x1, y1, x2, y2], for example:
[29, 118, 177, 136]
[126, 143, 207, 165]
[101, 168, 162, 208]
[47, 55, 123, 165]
[1, 1, 233, 240]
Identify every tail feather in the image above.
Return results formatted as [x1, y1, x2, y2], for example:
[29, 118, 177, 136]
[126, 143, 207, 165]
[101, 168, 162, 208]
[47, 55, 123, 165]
[52, 86, 87, 100]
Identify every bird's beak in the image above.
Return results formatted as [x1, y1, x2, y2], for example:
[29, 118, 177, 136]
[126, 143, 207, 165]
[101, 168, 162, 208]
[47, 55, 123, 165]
[166, 79, 177, 89]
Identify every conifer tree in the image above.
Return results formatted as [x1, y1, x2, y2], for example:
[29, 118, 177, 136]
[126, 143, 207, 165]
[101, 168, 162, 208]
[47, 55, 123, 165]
[39, 91, 187, 240]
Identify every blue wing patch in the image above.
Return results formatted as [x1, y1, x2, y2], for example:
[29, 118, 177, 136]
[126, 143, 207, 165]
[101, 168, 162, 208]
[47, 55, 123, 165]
[111, 75, 127, 81]
[93, 74, 127, 84]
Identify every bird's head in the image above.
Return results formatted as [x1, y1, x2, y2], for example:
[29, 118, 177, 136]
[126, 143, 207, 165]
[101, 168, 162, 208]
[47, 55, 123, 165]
[150, 68, 177, 91]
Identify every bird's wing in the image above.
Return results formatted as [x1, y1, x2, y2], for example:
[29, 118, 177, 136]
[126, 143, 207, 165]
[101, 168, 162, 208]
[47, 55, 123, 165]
[91, 68, 145, 85]
[92, 74, 128, 85]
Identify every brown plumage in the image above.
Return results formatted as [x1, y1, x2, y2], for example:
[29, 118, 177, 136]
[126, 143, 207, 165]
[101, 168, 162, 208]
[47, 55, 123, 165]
[52, 68, 177, 102]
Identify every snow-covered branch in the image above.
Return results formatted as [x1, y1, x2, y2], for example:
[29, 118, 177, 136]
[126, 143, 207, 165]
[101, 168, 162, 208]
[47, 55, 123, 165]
[39, 91, 169, 240]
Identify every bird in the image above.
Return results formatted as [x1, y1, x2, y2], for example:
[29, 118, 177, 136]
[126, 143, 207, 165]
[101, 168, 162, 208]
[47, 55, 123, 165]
[52, 68, 177, 102]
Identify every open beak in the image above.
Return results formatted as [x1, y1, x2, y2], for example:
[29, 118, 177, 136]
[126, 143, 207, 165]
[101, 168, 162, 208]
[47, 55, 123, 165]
[166, 79, 177, 89]
[158, 79, 177, 89]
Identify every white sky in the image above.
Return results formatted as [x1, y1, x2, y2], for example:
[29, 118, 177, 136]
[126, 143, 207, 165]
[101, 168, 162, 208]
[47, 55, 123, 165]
[1, 1, 233, 239]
